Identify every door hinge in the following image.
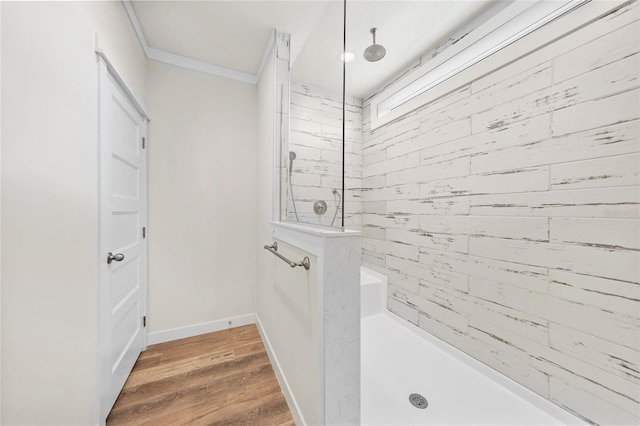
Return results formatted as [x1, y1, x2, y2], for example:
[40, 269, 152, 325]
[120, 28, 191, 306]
[143, 316, 147, 327]
[142, 137, 146, 149]
[142, 227, 146, 238]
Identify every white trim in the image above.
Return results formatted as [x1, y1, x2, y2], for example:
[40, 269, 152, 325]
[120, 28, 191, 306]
[95, 49, 150, 119]
[120, 0, 275, 85]
[377, 0, 588, 120]
[371, 0, 526, 116]
[369, 0, 625, 130]
[147, 314, 256, 345]
[141, 118, 149, 352]
[121, 0, 149, 57]
[146, 48, 256, 85]
[256, 30, 276, 84]
[255, 315, 306, 426]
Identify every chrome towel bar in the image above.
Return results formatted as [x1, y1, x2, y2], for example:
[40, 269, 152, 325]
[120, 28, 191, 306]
[264, 242, 311, 270]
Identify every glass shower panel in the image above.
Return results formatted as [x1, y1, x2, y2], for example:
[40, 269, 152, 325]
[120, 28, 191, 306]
[275, 31, 291, 224]
[282, 1, 354, 229]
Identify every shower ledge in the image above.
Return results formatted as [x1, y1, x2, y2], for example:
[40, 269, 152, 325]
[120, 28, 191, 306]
[272, 221, 360, 236]
[271, 221, 360, 258]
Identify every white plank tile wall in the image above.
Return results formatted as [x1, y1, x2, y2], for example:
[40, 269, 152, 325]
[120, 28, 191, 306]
[361, 3, 640, 425]
[287, 82, 363, 228]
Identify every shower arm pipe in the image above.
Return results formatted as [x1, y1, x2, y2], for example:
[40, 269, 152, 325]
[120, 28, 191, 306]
[264, 242, 311, 270]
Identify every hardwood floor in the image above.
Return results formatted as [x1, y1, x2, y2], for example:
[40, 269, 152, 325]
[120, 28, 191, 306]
[107, 324, 295, 426]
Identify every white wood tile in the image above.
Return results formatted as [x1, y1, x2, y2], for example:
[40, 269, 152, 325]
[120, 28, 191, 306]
[553, 19, 640, 83]
[549, 269, 640, 305]
[420, 215, 549, 241]
[469, 236, 639, 283]
[549, 323, 640, 382]
[468, 314, 640, 417]
[419, 265, 469, 293]
[424, 114, 551, 167]
[420, 166, 549, 198]
[471, 119, 639, 174]
[362, 183, 419, 202]
[469, 276, 639, 350]
[419, 248, 548, 293]
[361, 213, 419, 230]
[550, 217, 640, 250]
[470, 186, 640, 218]
[549, 270, 640, 320]
[385, 257, 421, 294]
[362, 149, 387, 168]
[549, 376, 640, 426]
[415, 295, 469, 333]
[361, 225, 385, 241]
[387, 228, 469, 254]
[361, 201, 386, 215]
[387, 297, 419, 325]
[553, 88, 640, 136]
[387, 157, 470, 186]
[387, 197, 470, 216]
[363, 152, 420, 178]
[550, 153, 640, 190]
[473, 55, 639, 134]
[450, 320, 552, 398]
[465, 295, 549, 345]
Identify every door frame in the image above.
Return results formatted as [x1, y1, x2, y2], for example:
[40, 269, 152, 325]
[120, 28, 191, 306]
[96, 50, 150, 423]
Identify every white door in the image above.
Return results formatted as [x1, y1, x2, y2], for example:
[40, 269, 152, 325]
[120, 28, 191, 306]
[98, 57, 148, 421]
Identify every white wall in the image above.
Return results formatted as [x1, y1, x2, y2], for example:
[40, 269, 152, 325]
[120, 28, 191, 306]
[256, 37, 276, 305]
[1, 2, 146, 424]
[146, 60, 257, 335]
[360, 3, 639, 424]
[256, 39, 310, 420]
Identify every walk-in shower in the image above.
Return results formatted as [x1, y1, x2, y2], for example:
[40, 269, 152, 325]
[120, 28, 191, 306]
[273, 0, 639, 424]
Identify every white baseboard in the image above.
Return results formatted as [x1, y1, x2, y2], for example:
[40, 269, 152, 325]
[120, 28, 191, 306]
[147, 314, 256, 345]
[255, 315, 306, 426]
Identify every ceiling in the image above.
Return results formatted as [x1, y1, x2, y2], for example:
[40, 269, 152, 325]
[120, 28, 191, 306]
[130, 1, 493, 98]
[293, 1, 492, 98]
[130, 1, 331, 74]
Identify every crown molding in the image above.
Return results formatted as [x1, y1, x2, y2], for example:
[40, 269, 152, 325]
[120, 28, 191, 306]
[146, 47, 257, 84]
[255, 30, 276, 83]
[121, 0, 274, 85]
[122, 0, 149, 57]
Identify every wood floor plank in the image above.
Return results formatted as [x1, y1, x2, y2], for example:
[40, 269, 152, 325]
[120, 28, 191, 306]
[106, 324, 294, 425]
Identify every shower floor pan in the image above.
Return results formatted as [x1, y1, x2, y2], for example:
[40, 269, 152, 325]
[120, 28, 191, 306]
[361, 312, 585, 425]
[359, 267, 585, 426]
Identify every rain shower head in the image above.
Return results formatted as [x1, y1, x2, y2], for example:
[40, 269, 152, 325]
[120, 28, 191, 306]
[364, 28, 386, 62]
[289, 151, 297, 176]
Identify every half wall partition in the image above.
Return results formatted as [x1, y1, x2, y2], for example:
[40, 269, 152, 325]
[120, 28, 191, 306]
[257, 4, 361, 422]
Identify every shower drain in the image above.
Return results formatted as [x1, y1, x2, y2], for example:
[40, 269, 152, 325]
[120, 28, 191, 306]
[409, 393, 428, 409]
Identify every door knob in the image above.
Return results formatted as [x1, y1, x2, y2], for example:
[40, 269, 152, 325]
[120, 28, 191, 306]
[107, 252, 125, 264]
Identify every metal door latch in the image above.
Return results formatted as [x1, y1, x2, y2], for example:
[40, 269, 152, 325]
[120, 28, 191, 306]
[107, 252, 125, 264]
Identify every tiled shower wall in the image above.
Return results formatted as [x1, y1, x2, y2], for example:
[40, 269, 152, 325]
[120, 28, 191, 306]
[361, 3, 639, 425]
[288, 82, 363, 228]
